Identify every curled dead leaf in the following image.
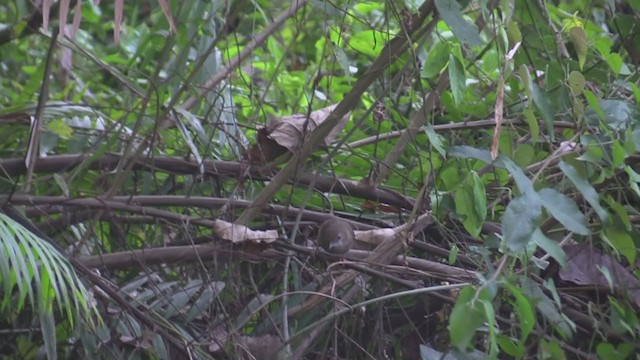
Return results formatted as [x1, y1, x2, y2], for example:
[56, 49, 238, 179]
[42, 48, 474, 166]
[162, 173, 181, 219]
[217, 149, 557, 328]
[213, 220, 278, 244]
[243, 104, 350, 164]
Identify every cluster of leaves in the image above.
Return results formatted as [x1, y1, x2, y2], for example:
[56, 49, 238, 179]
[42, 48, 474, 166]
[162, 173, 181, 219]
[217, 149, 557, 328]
[0, 0, 639, 359]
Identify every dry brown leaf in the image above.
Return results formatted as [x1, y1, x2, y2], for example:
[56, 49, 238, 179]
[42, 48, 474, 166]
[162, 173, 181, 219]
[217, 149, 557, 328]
[491, 78, 504, 160]
[266, 104, 351, 152]
[59, 0, 71, 37]
[243, 127, 289, 164]
[43, 0, 52, 32]
[561, 244, 640, 308]
[213, 220, 278, 244]
[157, 0, 177, 34]
[114, 0, 123, 45]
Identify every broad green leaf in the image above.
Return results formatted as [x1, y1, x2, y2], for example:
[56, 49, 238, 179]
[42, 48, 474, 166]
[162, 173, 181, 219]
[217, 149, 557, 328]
[567, 71, 585, 95]
[603, 226, 636, 265]
[449, 145, 493, 163]
[597, 343, 635, 360]
[603, 196, 632, 231]
[497, 335, 523, 357]
[435, 0, 483, 47]
[611, 140, 626, 167]
[502, 194, 542, 252]
[559, 161, 608, 221]
[584, 90, 605, 120]
[448, 54, 466, 106]
[507, 21, 522, 44]
[503, 282, 535, 342]
[568, 26, 588, 69]
[421, 41, 451, 78]
[448, 146, 535, 195]
[448, 286, 491, 349]
[538, 188, 589, 235]
[532, 228, 567, 267]
[454, 171, 486, 237]
[606, 53, 622, 75]
[424, 124, 447, 157]
[350, 30, 388, 57]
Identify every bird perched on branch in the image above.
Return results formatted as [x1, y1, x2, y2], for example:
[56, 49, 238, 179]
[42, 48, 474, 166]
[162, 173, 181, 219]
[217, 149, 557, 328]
[317, 219, 354, 254]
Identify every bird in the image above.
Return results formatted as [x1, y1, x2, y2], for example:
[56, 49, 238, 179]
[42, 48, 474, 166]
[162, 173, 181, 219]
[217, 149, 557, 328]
[317, 219, 354, 254]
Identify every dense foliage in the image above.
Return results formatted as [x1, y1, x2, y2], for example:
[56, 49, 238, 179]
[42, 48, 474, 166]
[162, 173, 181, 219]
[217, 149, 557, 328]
[1, 0, 639, 359]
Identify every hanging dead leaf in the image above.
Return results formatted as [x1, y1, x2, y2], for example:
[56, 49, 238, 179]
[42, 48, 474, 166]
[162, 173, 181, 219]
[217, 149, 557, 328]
[266, 104, 351, 152]
[243, 127, 289, 164]
[243, 104, 350, 164]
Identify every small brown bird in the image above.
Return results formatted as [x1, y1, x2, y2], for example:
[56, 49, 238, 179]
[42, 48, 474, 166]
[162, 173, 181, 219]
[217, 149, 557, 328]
[317, 219, 354, 254]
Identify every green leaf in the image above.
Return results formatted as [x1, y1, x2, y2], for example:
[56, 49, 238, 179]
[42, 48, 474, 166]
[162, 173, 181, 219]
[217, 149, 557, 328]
[530, 82, 555, 140]
[448, 54, 466, 106]
[629, 81, 640, 105]
[331, 43, 352, 83]
[559, 161, 608, 221]
[523, 108, 540, 142]
[532, 228, 567, 267]
[454, 171, 487, 237]
[567, 71, 585, 95]
[503, 282, 535, 341]
[421, 41, 451, 78]
[435, 0, 484, 47]
[519, 65, 554, 139]
[448, 146, 535, 195]
[597, 342, 635, 360]
[497, 335, 523, 357]
[603, 226, 636, 265]
[539, 339, 567, 360]
[350, 30, 388, 57]
[449, 244, 459, 265]
[502, 194, 542, 252]
[606, 53, 622, 75]
[538, 188, 589, 235]
[507, 21, 522, 44]
[47, 119, 74, 139]
[522, 278, 575, 339]
[448, 286, 490, 349]
[584, 90, 605, 120]
[424, 124, 447, 157]
[611, 140, 626, 167]
[602, 197, 631, 231]
[568, 26, 588, 70]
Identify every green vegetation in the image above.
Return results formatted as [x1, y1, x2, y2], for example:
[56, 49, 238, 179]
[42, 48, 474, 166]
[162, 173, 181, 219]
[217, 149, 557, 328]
[1, 0, 639, 358]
